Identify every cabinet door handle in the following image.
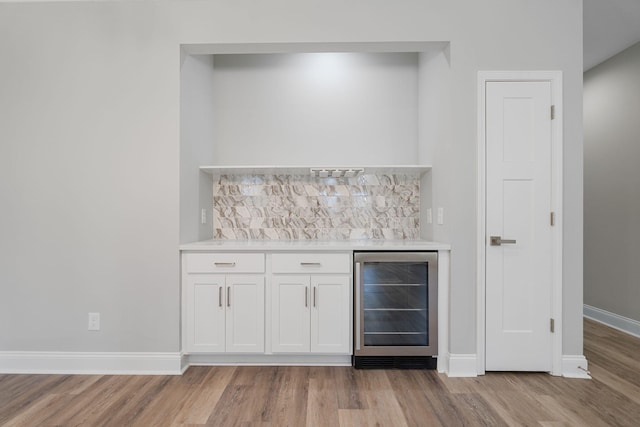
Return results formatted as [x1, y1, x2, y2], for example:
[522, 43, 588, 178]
[227, 286, 231, 307]
[300, 262, 321, 267]
[214, 262, 236, 267]
[305, 287, 308, 307]
[313, 286, 317, 308]
[355, 262, 361, 351]
[219, 287, 222, 308]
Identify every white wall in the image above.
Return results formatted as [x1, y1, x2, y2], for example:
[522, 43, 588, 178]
[584, 41, 640, 322]
[180, 53, 215, 244]
[211, 52, 419, 165]
[0, 0, 583, 359]
[418, 49, 451, 240]
[0, 1, 180, 352]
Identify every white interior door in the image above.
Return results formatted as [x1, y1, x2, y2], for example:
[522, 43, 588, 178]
[485, 81, 553, 371]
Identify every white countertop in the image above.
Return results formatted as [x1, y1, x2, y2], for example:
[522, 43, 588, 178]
[179, 239, 450, 252]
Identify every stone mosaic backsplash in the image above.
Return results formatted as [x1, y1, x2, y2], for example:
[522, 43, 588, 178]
[213, 174, 420, 240]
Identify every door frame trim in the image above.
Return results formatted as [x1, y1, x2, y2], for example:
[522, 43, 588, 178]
[476, 71, 563, 376]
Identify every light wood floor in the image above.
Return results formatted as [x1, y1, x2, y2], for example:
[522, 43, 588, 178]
[1, 319, 639, 426]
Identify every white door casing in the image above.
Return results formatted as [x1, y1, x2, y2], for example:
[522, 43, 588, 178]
[477, 71, 563, 375]
[486, 81, 551, 371]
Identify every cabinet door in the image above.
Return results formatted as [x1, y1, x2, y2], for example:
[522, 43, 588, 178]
[226, 275, 265, 353]
[272, 275, 311, 353]
[311, 275, 351, 354]
[185, 275, 226, 353]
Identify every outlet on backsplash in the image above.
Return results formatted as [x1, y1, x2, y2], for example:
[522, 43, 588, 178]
[212, 173, 422, 240]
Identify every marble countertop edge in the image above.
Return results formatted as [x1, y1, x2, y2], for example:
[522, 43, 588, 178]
[179, 239, 451, 251]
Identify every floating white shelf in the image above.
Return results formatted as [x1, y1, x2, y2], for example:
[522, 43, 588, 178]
[200, 165, 432, 177]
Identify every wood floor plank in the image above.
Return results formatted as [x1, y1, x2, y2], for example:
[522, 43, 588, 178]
[205, 385, 248, 426]
[534, 394, 604, 426]
[478, 389, 560, 427]
[134, 382, 204, 426]
[264, 366, 309, 427]
[2, 393, 73, 427]
[338, 408, 397, 427]
[207, 367, 279, 426]
[361, 389, 409, 427]
[36, 375, 125, 426]
[15, 375, 120, 426]
[386, 371, 442, 427]
[450, 393, 508, 427]
[354, 368, 394, 391]
[0, 375, 75, 425]
[587, 363, 640, 406]
[333, 367, 367, 410]
[402, 370, 475, 426]
[95, 375, 173, 426]
[306, 378, 340, 427]
[169, 385, 226, 426]
[169, 367, 237, 426]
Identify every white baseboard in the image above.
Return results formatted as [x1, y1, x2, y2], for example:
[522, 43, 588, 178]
[562, 355, 590, 379]
[0, 351, 183, 375]
[584, 304, 640, 339]
[447, 353, 478, 377]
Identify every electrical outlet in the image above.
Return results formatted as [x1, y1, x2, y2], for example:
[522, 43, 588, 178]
[437, 207, 444, 225]
[201, 209, 207, 225]
[88, 312, 100, 331]
[426, 208, 433, 224]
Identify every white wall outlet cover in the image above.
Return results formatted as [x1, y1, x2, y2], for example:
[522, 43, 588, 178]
[437, 207, 444, 225]
[88, 312, 100, 331]
[426, 208, 433, 224]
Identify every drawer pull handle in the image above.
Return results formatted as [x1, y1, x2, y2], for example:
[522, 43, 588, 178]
[305, 287, 309, 307]
[227, 286, 231, 307]
[313, 286, 317, 307]
[218, 287, 222, 308]
[214, 262, 236, 267]
[300, 262, 321, 266]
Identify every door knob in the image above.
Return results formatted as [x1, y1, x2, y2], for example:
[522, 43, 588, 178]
[490, 236, 517, 246]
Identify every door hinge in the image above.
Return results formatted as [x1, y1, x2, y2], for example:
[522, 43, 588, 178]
[551, 105, 555, 120]
[550, 211, 555, 226]
[550, 318, 555, 333]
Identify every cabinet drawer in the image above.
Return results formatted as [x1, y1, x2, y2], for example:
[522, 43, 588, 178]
[272, 253, 351, 274]
[185, 253, 265, 274]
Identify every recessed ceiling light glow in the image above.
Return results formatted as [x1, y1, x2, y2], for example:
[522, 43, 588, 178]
[303, 53, 351, 86]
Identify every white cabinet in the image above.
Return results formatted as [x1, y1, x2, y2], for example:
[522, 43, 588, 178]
[271, 253, 351, 354]
[184, 253, 265, 354]
[311, 275, 350, 353]
[186, 274, 225, 353]
[185, 252, 265, 274]
[271, 252, 351, 274]
[271, 275, 310, 352]
[183, 251, 351, 357]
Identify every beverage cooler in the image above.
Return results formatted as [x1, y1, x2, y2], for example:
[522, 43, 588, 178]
[353, 252, 438, 368]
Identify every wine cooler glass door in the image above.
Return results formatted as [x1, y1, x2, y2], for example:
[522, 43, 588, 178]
[355, 252, 437, 356]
